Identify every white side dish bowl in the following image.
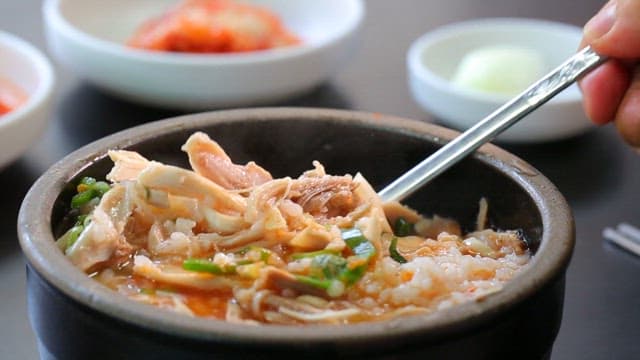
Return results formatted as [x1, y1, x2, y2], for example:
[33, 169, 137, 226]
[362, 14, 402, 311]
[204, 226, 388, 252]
[0, 31, 55, 169]
[43, 0, 364, 109]
[407, 18, 589, 143]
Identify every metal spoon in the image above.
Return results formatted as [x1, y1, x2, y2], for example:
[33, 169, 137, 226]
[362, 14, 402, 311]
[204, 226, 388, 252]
[379, 46, 606, 203]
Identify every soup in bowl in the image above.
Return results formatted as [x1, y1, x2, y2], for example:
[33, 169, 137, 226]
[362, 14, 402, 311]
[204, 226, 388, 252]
[18, 108, 574, 359]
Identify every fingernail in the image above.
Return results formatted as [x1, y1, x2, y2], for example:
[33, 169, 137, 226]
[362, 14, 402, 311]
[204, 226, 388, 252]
[584, 2, 616, 40]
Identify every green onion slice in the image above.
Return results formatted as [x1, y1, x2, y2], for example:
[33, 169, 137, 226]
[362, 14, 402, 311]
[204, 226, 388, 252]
[342, 228, 376, 260]
[296, 275, 331, 290]
[311, 254, 347, 279]
[57, 224, 84, 250]
[394, 217, 412, 237]
[182, 258, 236, 275]
[389, 237, 408, 264]
[71, 190, 96, 209]
[70, 177, 111, 209]
[291, 249, 340, 260]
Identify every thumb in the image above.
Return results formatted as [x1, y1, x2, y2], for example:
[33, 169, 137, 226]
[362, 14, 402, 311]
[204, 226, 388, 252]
[584, 0, 640, 58]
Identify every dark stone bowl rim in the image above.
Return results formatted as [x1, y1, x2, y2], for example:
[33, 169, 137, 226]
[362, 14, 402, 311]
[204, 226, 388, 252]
[18, 107, 574, 346]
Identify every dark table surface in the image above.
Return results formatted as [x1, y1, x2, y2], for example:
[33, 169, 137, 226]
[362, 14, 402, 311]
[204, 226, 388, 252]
[2, 1, 639, 359]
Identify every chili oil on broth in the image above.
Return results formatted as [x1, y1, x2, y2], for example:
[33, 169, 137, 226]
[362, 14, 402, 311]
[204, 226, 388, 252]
[57, 131, 531, 325]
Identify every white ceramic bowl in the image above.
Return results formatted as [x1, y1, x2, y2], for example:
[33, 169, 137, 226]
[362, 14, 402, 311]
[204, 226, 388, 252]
[407, 18, 589, 143]
[43, 0, 364, 110]
[0, 31, 55, 169]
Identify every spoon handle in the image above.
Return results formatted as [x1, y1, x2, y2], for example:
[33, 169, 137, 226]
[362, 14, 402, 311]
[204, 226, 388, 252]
[379, 46, 606, 203]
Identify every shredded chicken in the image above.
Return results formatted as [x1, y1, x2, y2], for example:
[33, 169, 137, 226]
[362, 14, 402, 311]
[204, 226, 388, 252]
[182, 132, 272, 190]
[107, 150, 151, 182]
[137, 162, 247, 213]
[65, 185, 134, 271]
[58, 132, 531, 325]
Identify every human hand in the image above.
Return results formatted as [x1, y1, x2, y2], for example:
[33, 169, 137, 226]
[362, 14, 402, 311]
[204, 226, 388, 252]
[580, 0, 640, 147]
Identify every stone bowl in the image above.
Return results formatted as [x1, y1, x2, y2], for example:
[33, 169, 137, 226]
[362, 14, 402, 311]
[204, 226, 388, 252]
[18, 108, 574, 359]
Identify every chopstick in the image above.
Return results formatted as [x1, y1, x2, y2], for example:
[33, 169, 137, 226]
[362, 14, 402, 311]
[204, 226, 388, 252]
[603, 222, 640, 257]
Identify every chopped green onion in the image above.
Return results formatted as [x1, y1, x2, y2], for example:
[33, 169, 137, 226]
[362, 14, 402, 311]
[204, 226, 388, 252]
[75, 214, 91, 227]
[342, 228, 376, 260]
[56, 212, 93, 251]
[296, 275, 331, 290]
[340, 229, 376, 285]
[338, 266, 366, 286]
[293, 228, 378, 297]
[342, 228, 366, 248]
[352, 241, 376, 260]
[57, 224, 84, 250]
[311, 254, 348, 279]
[58, 177, 110, 254]
[70, 177, 111, 209]
[182, 258, 236, 275]
[93, 181, 110, 196]
[258, 248, 271, 262]
[235, 246, 272, 263]
[389, 237, 408, 264]
[295, 276, 345, 298]
[291, 249, 340, 260]
[71, 190, 96, 209]
[235, 259, 255, 266]
[336, 229, 374, 283]
[394, 217, 412, 237]
[235, 247, 251, 255]
[139, 288, 155, 295]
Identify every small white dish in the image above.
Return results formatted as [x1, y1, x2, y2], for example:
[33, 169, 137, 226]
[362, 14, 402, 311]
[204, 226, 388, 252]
[0, 31, 55, 169]
[407, 18, 589, 143]
[43, 0, 364, 109]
